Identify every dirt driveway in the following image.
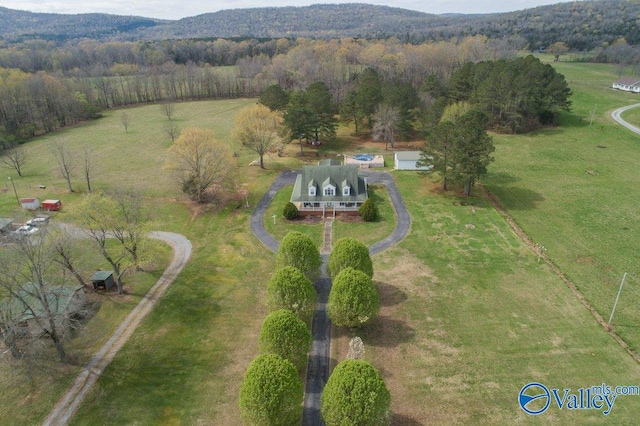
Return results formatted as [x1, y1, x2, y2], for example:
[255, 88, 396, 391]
[42, 231, 192, 426]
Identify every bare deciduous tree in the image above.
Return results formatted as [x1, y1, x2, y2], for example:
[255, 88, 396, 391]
[51, 142, 76, 193]
[372, 104, 400, 150]
[163, 122, 180, 143]
[164, 128, 236, 203]
[1, 141, 28, 177]
[0, 228, 87, 362]
[74, 190, 151, 294]
[161, 100, 176, 120]
[120, 112, 130, 133]
[82, 146, 94, 193]
[51, 230, 87, 288]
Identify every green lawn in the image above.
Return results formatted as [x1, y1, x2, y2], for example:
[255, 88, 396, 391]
[332, 184, 396, 245]
[484, 62, 640, 355]
[263, 185, 324, 249]
[334, 172, 640, 423]
[3, 98, 257, 199]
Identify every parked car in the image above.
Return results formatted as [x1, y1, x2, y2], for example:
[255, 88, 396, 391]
[26, 217, 49, 227]
[15, 225, 39, 236]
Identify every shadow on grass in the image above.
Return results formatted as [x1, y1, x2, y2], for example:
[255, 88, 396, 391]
[492, 186, 546, 211]
[376, 281, 408, 307]
[362, 316, 415, 348]
[486, 172, 521, 185]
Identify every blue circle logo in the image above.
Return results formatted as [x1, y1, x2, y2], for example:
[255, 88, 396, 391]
[519, 382, 550, 415]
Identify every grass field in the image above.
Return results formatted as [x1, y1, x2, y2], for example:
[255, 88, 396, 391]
[484, 61, 640, 355]
[330, 173, 640, 423]
[1, 61, 640, 424]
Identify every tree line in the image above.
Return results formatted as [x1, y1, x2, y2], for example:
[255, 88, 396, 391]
[0, 35, 523, 143]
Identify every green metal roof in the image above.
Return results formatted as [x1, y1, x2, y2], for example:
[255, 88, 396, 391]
[291, 165, 368, 203]
[318, 159, 342, 166]
[90, 271, 113, 281]
[0, 283, 83, 323]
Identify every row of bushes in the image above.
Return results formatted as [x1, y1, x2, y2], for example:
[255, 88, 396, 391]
[238, 232, 320, 424]
[283, 197, 379, 222]
[239, 231, 390, 424]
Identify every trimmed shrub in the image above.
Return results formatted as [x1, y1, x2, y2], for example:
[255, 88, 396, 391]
[239, 354, 303, 425]
[358, 198, 378, 222]
[276, 231, 322, 280]
[283, 202, 299, 220]
[328, 267, 379, 328]
[321, 359, 391, 426]
[266, 266, 317, 321]
[327, 237, 373, 279]
[259, 309, 312, 371]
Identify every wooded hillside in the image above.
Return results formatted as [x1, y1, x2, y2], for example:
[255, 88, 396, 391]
[0, 1, 639, 51]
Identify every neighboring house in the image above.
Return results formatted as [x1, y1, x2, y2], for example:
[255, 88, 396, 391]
[290, 163, 368, 215]
[0, 283, 86, 337]
[394, 151, 432, 171]
[612, 77, 640, 93]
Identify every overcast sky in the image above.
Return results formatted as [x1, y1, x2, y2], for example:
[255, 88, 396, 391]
[0, 1, 578, 20]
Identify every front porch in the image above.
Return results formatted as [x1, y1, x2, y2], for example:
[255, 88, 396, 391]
[296, 201, 362, 217]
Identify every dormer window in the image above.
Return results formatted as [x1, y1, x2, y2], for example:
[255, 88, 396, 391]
[343, 186, 350, 196]
[324, 186, 335, 196]
[308, 179, 316, 196]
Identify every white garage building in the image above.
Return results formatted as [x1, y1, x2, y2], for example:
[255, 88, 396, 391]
[394, 151, 432, 171]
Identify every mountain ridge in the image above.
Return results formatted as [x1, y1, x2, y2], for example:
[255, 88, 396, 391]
[0, 1, 638, 51]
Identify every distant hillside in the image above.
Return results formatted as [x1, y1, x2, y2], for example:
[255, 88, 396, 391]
[138, 4, 455, 39]
[0, 7, 163, 42]
[1, 1, 639, 50]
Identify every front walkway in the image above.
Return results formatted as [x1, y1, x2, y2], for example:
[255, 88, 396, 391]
[321, 219, 334, 254]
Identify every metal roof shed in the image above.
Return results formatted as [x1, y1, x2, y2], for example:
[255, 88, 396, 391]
[90, 271, 115, 291]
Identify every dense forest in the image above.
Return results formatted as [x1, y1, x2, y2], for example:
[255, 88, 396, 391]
[1, 1, 639, 50]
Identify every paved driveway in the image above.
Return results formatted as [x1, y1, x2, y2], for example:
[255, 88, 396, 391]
[611, 103, 640, 136]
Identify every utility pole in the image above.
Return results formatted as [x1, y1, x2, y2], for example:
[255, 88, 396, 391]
[608, 272, 627, 328]
[590, 104, 597, 126]
[8, 176, 19, 206]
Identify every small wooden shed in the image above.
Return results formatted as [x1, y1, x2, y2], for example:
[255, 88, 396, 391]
[90, 271, 115, 291]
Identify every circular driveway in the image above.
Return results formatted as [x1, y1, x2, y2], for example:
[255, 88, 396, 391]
[250, 169, 411, 254]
